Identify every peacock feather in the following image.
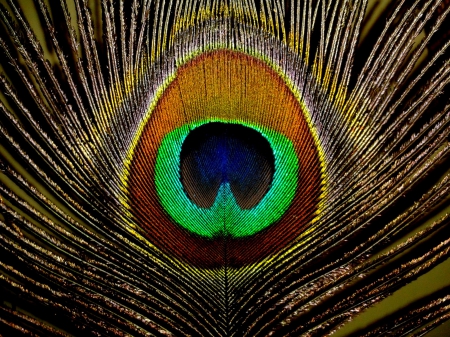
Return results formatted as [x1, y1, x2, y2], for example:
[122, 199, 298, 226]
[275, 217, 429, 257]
[1, 0, 450, 335]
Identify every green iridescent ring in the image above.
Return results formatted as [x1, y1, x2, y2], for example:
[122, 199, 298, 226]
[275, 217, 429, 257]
[154, 119, 299, 238]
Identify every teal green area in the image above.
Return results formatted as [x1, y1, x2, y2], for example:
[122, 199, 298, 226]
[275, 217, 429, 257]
[154, 120, 299, 238]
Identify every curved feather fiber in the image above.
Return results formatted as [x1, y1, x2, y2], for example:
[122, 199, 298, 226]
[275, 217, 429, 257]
[0, 0, 450, 335]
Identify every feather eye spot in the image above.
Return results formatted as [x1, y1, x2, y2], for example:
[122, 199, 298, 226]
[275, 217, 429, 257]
[126, 50, 324, 267]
